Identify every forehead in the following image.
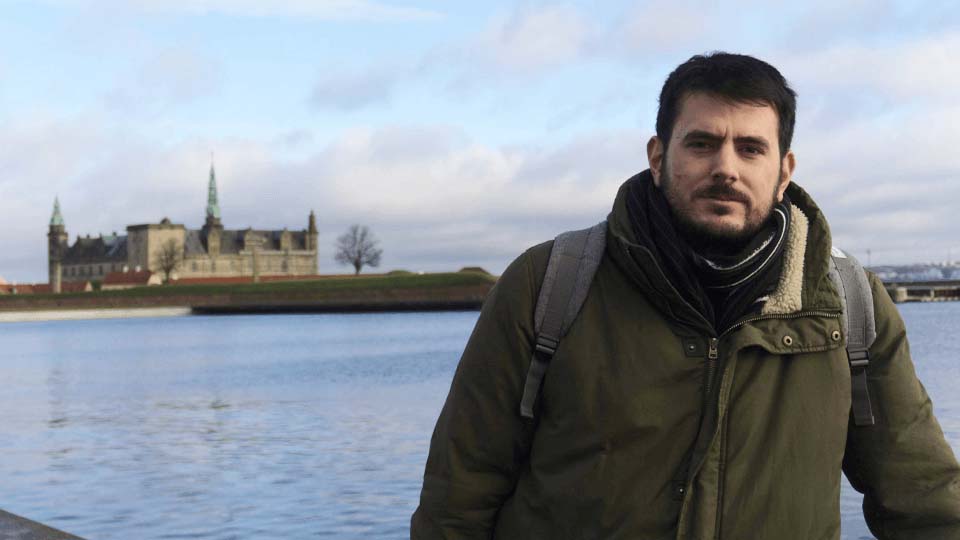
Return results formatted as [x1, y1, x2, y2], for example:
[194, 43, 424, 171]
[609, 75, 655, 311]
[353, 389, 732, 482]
[672, 92, 779, 140]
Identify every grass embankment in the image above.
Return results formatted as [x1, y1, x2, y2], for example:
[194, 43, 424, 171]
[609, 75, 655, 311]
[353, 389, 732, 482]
[0, 272, 498, 313]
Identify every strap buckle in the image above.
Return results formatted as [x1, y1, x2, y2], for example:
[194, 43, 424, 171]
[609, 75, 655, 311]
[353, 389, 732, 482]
[535, 335, 559, 357]
[848, 348, 870, 368]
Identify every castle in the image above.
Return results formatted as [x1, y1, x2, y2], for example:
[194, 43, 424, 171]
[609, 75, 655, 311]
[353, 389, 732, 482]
[47, 164, 319, 292]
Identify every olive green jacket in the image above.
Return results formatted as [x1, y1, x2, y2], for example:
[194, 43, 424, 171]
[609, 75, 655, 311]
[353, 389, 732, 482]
[411, 179, 960, 539]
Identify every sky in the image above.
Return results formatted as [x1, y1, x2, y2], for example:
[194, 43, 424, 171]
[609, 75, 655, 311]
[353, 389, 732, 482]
[1, 0, 958, 283]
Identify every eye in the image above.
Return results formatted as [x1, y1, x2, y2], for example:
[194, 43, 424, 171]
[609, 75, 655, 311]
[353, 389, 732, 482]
[686, 140, 714, 150]
[739, 145, 765, 156]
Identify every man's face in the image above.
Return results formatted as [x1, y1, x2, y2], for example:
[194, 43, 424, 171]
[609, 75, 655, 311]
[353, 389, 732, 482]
[647, 92, 795, 246]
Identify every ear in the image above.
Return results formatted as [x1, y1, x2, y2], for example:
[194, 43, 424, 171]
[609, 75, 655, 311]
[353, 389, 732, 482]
[776, 150, 796, 202]
[647, 136, 664, 187]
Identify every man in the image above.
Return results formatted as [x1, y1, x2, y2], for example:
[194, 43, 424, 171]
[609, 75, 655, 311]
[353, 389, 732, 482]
[411, 53, 960, 539]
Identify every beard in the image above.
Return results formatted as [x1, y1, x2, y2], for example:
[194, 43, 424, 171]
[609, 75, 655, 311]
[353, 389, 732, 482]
[659, 161, 783, 253]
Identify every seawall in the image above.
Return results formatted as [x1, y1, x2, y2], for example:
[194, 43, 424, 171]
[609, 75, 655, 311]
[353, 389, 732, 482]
[0, 273, 495, 320]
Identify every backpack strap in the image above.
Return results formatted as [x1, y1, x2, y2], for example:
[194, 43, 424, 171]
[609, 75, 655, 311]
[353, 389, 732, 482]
[519, 221, 607, 419]
[828, 247, 878, 426]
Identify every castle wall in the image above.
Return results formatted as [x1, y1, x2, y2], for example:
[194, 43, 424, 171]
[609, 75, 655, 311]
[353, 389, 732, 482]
[62, 261, 128, 282]
[58, 245, 317, 282]
[127, 223, 186, 272]
[180, 250, 318, 278]
[126, 228, 150, 270]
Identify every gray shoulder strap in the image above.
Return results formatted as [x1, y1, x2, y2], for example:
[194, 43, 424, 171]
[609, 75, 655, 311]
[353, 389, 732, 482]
[520, 221, 606, 419]
[828, 247, 877, 426]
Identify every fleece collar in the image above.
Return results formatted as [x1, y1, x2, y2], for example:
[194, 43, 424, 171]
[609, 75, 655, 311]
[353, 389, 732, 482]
[759, 182, 844, 315]
[761, 203, 808, 315]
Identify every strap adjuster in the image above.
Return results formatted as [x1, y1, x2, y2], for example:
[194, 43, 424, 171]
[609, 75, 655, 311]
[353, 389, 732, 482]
[848, 348, 870, 368]
[535, 335, 558, 356]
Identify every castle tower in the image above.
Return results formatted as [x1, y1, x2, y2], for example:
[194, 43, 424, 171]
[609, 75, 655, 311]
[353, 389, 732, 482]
[47, 197, 68, 293]
[202, 160, 223, 256]
[307, 210, 318, 273]
[205, 160, 221, 225]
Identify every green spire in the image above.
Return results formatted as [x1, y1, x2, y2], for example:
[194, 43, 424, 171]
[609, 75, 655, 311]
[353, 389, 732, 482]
[50, 197, 64, 226]
[206, 160, 221, 221]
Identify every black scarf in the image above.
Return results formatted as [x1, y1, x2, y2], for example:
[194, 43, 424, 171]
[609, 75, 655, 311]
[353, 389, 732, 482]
[625, 170, 789, 331]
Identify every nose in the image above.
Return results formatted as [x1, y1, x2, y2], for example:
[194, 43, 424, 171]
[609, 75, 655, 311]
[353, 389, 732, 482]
[710, 142, 738, 183]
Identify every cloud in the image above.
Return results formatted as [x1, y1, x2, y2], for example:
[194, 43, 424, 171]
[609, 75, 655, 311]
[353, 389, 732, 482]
[105, 47, 223, 111]
[425, 4, 593, 90]
[309, 67, 401, 111]
[2, 99, 957, 284]
[4, 0, 960, 280]
[784, 31, 960, 106]
[790, 100, 960, 263]
[0, 117, 641, 282]
[471, 4, 591, 73]
[273, 130, 314, 149]
[617, 3, 717, 55]
[33, 0, 442, 22]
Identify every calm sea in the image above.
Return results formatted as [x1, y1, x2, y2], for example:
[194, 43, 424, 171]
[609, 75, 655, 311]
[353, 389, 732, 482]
[0, 303, 958, 539]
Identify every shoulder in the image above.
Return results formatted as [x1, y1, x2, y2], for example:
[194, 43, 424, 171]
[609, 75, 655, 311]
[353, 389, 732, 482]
[864, 270, 907, 336]
[489, 240, 553, 309]
[473, 240, 555, 342]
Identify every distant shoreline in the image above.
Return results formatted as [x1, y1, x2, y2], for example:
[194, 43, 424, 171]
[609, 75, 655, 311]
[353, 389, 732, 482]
[0, 272, 494, 322]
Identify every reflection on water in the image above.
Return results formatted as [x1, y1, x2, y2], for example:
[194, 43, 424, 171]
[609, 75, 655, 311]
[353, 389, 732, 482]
[0, 304, 958, 539]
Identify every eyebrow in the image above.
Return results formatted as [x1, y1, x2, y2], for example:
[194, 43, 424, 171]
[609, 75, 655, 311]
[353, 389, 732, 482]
[682, 130, 771, 150]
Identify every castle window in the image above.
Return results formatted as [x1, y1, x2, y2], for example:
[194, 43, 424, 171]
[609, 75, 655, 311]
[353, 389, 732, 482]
[99, 265, 103, 275]
[192, 262, 198, 272]
[282, 260, 288, 272]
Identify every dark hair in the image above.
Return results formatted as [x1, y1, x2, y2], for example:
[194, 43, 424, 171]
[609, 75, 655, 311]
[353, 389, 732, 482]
[656, 52, 797, 156]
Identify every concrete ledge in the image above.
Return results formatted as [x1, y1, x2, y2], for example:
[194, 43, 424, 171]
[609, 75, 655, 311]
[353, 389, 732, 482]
[0, 510, 84, 540]
[0, 307, 192, 323]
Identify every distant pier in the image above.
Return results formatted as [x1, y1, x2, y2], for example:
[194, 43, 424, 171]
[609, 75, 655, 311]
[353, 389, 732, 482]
[883, 280, 960, 303]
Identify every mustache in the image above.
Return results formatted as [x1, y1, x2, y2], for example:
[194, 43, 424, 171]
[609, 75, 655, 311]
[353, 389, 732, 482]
[694, 185, 749, 204]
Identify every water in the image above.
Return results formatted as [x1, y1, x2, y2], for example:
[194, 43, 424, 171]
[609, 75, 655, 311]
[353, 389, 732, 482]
[0, 304, 958, 539]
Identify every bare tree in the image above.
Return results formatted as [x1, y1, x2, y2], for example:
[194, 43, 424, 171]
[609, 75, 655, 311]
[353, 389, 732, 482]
[154, 238, 182, 283]
[335, 225, 382, 275]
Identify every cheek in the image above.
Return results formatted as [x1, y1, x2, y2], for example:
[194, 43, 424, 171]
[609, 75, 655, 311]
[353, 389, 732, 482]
[669, 170, 700, 199]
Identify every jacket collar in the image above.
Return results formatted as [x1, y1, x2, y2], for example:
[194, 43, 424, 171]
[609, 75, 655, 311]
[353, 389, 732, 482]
[605, 173, 842, 326]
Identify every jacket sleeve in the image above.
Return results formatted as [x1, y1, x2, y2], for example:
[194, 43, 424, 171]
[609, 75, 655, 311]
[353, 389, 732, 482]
[410, 248, 543, 539]
[842, 273, 960, 539]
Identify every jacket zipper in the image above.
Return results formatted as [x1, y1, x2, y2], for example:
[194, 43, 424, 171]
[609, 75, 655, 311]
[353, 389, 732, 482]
[685, 309, 845, 536]
[704, 338, 719, 398]
[720, 310, 842, 339]
[704, 309, 842, 386]
[684, 311, 843, 487]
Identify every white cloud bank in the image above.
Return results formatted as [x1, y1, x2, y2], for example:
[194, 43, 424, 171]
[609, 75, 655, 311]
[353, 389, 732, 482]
[6, 102, 956, 285]
[3, 2, 959, 282]
[0, 118, 638, 283]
